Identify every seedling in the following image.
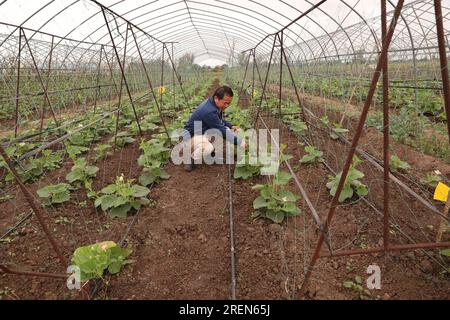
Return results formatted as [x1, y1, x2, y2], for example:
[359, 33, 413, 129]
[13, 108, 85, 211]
[300, 146, 324, 165]
[252, 171, 301, 224]
[420, 172, 443, 189]
[138, 138, 171, 186]
[330, 123, 349, 140]
[94, 175, 151, 218]
[66, 158, 99, 191]
[37, 183, 71, 206]
[71, 241, 132, 281]
[390, 155, 411, 172]
[326, 156, 369, 203]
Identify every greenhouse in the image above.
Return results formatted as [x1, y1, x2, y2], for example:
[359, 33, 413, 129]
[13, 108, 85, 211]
[0, 0, 449, 300]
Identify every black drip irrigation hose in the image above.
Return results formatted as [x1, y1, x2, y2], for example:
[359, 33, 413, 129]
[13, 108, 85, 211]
[227, 163, 237, 300]
[0, 211, 33, 241]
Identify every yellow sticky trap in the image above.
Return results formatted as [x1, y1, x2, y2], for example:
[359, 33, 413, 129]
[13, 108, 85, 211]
[434, 182, 450, 203]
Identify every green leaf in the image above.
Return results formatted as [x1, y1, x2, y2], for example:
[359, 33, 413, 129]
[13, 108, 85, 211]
[266, 211, 285, 224]
[253, 196, 268, 209]
[109, 204, 132, 218]
[273, 190, 299, 203]
[300, 154, 316, 164]
[440, 249, 450, 257]
[85, 166, 99, 176]
[281, 202, 301, 216]
[343, 281, 354, 289]
[101, 184, 117, 195]
[131, 185, 150, 198]
[339, 186, 354, 203]
[130, 200, 142, 210]
[273, 171, 292, 185]
[98, 195, 117, 211]
[139, 172, 156, 187]
[37, 187, 51, 198]
[355, 184, 369, 197]
[66, 169, 83, 183]
[347, 168, 365, 181]
[52, 191, 70, 204]
[260, 187, 272, 200]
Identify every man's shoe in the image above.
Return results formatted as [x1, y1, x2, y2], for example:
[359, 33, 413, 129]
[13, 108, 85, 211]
[184, 160, 194, 172]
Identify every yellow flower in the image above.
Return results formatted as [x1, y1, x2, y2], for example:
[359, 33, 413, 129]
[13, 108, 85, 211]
[158, 86, 166, 95]
[253, 90, 258, 98]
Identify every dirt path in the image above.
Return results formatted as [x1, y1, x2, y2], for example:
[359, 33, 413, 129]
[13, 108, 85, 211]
[106, 163, 232, 299]
[105, 77, 234, 299]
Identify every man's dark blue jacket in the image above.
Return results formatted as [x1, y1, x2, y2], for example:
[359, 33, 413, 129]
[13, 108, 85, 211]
[183, 96, 242, 145]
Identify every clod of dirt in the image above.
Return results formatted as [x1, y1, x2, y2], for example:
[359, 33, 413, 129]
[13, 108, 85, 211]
[419, 259, 434, 273]
[198, 234, 207, 243]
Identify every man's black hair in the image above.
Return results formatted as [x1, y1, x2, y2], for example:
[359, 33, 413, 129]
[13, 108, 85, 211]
[213, 86, 234, 100]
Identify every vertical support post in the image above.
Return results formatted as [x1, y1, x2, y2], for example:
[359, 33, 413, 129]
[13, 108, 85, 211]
[130, 27, 170, 140]
[278, 31, 283, 118]
[0, 145, 66, 266]
[253, 35, 277, 129]
[14, 28, 22, 138]
[102, 45, 120, 97]
[164, 44, 189, 103]
[112, 23, 129, 149]
[93, 45, 104, 115]
[434, 0, 450, 142]
[300, 0, 405, 296]
[172, 43, 177, 111]
[280, 37, 314, 144]
[239, 51, 251, 99]
[160, 44, 165, 111]
[40, 35, 54, 133]
[381, 0, 390, 251]
[21, 29, 59, 128]
[101, 11, 142, 138]
[251, 49, 256, 104]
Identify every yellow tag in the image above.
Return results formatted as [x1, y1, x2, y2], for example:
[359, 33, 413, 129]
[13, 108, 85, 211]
[434, 182, 450, 203]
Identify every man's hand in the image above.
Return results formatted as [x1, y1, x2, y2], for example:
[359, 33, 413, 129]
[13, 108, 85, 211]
[231, 126, 241, 133]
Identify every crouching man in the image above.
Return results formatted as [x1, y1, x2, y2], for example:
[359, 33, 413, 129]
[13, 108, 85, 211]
[181, 85, 246, 171]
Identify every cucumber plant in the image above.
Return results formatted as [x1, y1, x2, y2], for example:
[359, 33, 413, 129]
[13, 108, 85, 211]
[138, 138, 171, 187]
[326, 156, 369, 203]
[93, 144, 113, 162]
[94, 175, 151, 218]
[330, 123, 349, 140]
[6, 150, 64, 183]
[389, 155, 411, 173]
[300, 146, 324, 165]
[37, 183, 71, 206]
[252, 171, 301, 224]
[420, 172, 443, 189]
[66, 157, 99, 192]
[71, 241, 132, 281]
[234, 153, 262, 180]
